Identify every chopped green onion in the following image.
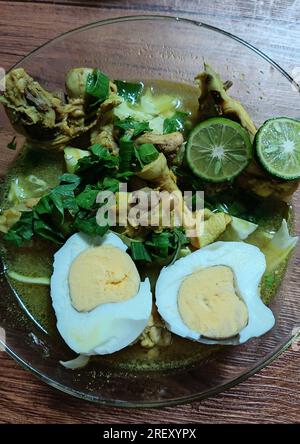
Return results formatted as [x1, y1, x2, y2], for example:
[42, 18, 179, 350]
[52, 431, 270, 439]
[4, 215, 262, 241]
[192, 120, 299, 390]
[163, 111, 188, 134]
[7, 136, 17, 150]
[86, 68, 109, 105]
[7, 270, 50, 285]
[130, 241, 152, 262]
[119, 138, 135, 172]
[115, 80, 144, 104]
[137, 143, 159, 166]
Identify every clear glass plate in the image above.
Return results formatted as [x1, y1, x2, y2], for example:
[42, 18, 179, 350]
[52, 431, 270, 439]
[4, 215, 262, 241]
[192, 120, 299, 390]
[0, 15, 299, 407]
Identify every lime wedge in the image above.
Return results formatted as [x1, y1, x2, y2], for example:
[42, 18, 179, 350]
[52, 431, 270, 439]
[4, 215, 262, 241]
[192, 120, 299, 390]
[255, 117, 300, 180]
[186, 117, 253, 182]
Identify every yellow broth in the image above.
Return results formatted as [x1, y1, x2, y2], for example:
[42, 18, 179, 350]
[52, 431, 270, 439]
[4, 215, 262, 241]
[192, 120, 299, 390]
[0, 80, 292, 371]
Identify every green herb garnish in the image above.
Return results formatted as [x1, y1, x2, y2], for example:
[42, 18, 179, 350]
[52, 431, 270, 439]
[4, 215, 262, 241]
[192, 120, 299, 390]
[86, 68, 109, 105]
[163, 111, 188, 134]
[73, 216, 108, 237]
[115, 80, 144, 104]
[7, 136, 17, 150]
[3, 212, 34, 247]
[130, 241, 152, 262]
[76, 185, 99, 210]
[130, 228, 189, 264]
[119, 138, 135, 173]
[136, 143, 159, 166]
[114, 116, 151, 138]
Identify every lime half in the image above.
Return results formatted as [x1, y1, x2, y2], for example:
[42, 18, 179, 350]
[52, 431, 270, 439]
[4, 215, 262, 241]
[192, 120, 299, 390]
[255, 117, 300, 180]
[186, 117, 253, 182]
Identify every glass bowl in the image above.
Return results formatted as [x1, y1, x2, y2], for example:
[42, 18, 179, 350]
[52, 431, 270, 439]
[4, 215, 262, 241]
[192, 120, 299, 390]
[0, 15, 299, 407]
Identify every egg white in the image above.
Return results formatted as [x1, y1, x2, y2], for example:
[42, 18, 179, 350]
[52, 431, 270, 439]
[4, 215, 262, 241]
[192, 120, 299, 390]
[155, 241, 275, 345]
[51, 232, 152, 355]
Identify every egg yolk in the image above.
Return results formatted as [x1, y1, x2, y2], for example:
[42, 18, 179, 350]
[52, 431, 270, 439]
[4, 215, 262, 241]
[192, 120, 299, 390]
[178, 265, 248, 339]
[69, 245, 140, 312]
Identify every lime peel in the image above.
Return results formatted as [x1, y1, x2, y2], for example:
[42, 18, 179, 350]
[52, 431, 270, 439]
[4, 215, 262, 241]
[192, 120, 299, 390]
[255, 117, 300, 180]
[186, 117, 253, 183]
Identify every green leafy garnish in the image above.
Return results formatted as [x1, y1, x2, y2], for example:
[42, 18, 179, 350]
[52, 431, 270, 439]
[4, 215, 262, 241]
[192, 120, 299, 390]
[73, 215, 108, 237]
[76, 185, 99, 210]
[136, 143, 159, 167]
[119, 138, 135, 173]
[130, 228, 189, 264]
[163, 111, 188, 134]
[130, 241, 152, 262]
[75, 144, 119, 183]
[33, 218, 65, 244]
[3, 142, 122, 246]
[85, 68, 109, 105]
[98, 177, 121, 193]
[115, 80, 144, 104]
[114, 117, 151, 138]
[7, 136, 17, 150]
[4, 212, 34, 247]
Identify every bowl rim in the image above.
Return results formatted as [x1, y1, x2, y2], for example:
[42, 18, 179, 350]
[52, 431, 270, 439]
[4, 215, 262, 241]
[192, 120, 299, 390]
[1, 13, 300, 408]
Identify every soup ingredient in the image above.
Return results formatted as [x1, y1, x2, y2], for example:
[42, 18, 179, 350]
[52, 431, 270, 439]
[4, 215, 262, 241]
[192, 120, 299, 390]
[237, 161, 299, 202]
[114, 80, 144, 104]
[186, 117, 253, 182]
[7, 270, 50, 285]
[220, 216, 258, 241]
[137, 152, 178, 192]
[262, 219, 298, 272]
[3, 145, 123, 246]
[136, 131, 184, 161]
[192, 209, 231, 248]
[65, 68, 93, 99]
[7, 136, 17, 150]
[8, 175, 48, 205]
[0, 68, 120, 150]
[156, 241, 275, 345]
[139, 313, 172, 348]
[163, 111, 188, 134]
[64, 147, 91, 173]
[178, 266, 248, 339]
[195, 63, 257, 136]
[85, 68, 110, 105]
[255, 117, 300, 180]
[0, 208, 22, 233]
[114, 87, 181, 134]
[60, 354, 90, 370]
[91, 123, 119, 154]
[51, 231, 152, 355]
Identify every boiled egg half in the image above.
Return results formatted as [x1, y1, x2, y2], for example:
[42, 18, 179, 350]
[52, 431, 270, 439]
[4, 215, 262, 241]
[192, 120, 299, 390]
[51, 232, 152, 355]
[156, 241, 275, 345]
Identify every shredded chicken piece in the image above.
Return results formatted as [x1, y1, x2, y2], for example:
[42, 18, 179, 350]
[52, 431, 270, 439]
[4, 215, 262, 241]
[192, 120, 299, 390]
[139, 310, 172, 349]
[136, 131, 184, 160]
[0, 208, 22, 233]
[237, 162, 299, 202]
[0, 197, 40, 234]
[0, 68, 120, 150]
[195, 63, 257, 136]
[137, 153, 178, 192]
[22, 197, 40, 209]
[90, 123, 119, 155]
[190, 209, 232, 249]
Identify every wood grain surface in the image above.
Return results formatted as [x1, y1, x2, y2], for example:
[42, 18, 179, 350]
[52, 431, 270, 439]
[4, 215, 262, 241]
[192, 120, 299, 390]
[0, 0, 300, 424]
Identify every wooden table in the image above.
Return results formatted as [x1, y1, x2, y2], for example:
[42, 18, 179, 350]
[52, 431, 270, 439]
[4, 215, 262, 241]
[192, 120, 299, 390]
[0, 0, 300, 424]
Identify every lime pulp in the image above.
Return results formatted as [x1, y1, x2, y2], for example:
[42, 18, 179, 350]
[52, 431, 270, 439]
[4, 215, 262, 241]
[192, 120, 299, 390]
[186, 117, 253, 182]
[255, 117, 300, 180]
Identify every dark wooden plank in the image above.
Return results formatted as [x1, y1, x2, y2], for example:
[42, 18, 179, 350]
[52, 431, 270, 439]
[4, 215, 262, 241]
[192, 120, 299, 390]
[0, 347, 299, 424]
[0, 0, 300, 424]
[0, 1, 299, 74]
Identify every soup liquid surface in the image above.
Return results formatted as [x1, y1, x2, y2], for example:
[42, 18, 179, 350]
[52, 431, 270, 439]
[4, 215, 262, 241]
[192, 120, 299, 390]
[0, 80, 290, 371]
